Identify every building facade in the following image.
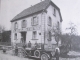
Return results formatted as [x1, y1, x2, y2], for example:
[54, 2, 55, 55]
[11, 0, 62, 49]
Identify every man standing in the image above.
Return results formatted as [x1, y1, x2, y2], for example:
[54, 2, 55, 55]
[55, 47, 60, 60]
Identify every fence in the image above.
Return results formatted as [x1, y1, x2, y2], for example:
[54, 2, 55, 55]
[0, 42, 11, 50]
[0, 42, 11, 46]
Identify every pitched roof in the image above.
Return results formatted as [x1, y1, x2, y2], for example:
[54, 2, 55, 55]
[11, 0, 62, 22]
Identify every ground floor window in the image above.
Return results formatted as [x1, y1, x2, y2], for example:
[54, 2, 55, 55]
[32, 31, 37, 39]
[48, 31, 51, 41]
[14, 33, 17, 40]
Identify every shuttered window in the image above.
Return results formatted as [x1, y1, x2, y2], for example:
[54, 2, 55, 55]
[22, 20, 26, 28]
[14, 33, 17, 40]
[48, 31, 51, 41]
[53, 8, 56, 16]
[14, 22, 18, 30]
[32, 31, 37, 39]
[31, 16, 38, 26]
[48, 17, 52, 26]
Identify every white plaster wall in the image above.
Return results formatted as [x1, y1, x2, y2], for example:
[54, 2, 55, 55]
[11, 5, 62, 47]
[44, 5, 62, 46]
[11, 13, 42, 45]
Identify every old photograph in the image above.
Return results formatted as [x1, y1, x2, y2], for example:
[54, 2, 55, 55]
[0, 0, 80, 60]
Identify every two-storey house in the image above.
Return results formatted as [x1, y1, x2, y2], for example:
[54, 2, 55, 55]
[11, 0, 62, 49]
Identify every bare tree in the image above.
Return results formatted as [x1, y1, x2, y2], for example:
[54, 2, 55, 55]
[51, 22, 61, 46]
[0, 25, 5, 42]
[66, 22, 77, 35]
[66, 22, 77, 50]
[0, 25, 5, 33]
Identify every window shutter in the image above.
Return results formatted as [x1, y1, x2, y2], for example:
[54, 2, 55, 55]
[21, 21, 23, 28]
[37, 16, 38, 25]
[31, 18, 33, 26]
[14, 23, 15, 30]
[26, 20, 27, 27]
[14, 22, 18, 31]
[16, 22, 18, 29]
[14, 33, 17, 40]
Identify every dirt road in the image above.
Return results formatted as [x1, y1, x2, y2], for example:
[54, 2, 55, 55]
[0, 50, 34, 60]
[0, 50, 80, 60]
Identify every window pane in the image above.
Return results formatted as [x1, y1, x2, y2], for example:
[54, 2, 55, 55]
[22, 20, 26, 28]
[14, 22, 18, 30]
[48, 31, 51, 41]
[32, 16, 38, 26]
[32, 31, 37, 39]
[48, 17, 52, 26]
[33, 17, 36, 25]
[54, 8, 56, 16]
[14, 33, 17, 40]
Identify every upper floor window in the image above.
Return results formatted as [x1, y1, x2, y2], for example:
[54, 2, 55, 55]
[53, 8, 56, 16]
[48, 17, 52, 26]
[31, 16, 38, 26]
[32, 31, 37, 39]
[22, 20, 26, 28]
[14, 22, 18, 30]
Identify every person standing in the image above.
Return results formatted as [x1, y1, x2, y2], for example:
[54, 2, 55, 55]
[28, 41, 31, 48]
[55, 47, 60, 60]
[15, 44, 18, 56]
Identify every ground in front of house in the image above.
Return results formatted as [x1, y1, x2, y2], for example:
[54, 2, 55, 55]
[0, 50, 80, 60]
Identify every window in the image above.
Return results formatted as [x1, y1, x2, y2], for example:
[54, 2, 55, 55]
[48, 31, 51, 41]
[22, 20, 26, 28]
[31, 16, 38, 26]
[53, 8, 56, 16]
[48, 17, 52, 26]
[57, 22, 59, 30]
[57, 22, 60, 33]
[32, 31, 37, 39]
[14, 33, 17, 40]
[14, 22, 18, 30]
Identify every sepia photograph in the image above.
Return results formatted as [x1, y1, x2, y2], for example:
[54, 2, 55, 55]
[0, 0, 80, 60]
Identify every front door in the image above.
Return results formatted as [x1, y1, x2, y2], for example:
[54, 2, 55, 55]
[21, 32, 26, 44]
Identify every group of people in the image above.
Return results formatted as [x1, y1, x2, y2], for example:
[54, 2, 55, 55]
[14, 41, 60, 60]
[28, 41, 39, 49]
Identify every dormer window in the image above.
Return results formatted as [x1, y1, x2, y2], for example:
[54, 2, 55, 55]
[48, 17, 52, 26]
[22, 20, 26, 28]
[53, 8, 56, 16]
[14, 22, 18, 30]
[31, 16, 38, 26]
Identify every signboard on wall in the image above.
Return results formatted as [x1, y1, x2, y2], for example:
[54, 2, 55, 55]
[14, 26, 41, 32]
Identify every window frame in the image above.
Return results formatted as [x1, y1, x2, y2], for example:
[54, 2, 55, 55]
[14, 22, 18, 30]
[22, 20, 26, 28]
[32, 31, 37, 40]
[14, 33, 17, 40]
[53, 8, 56, 16]
[48, 31, 52, 41]
[48, 17, 52, 26]
[57, 21, 60, 33]
[31, 16, 38, 26]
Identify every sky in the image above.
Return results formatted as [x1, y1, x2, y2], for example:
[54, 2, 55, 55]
[0, 0, 80, 35]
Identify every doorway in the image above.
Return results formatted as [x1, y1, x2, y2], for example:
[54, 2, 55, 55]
[21, 32, 26, 44]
